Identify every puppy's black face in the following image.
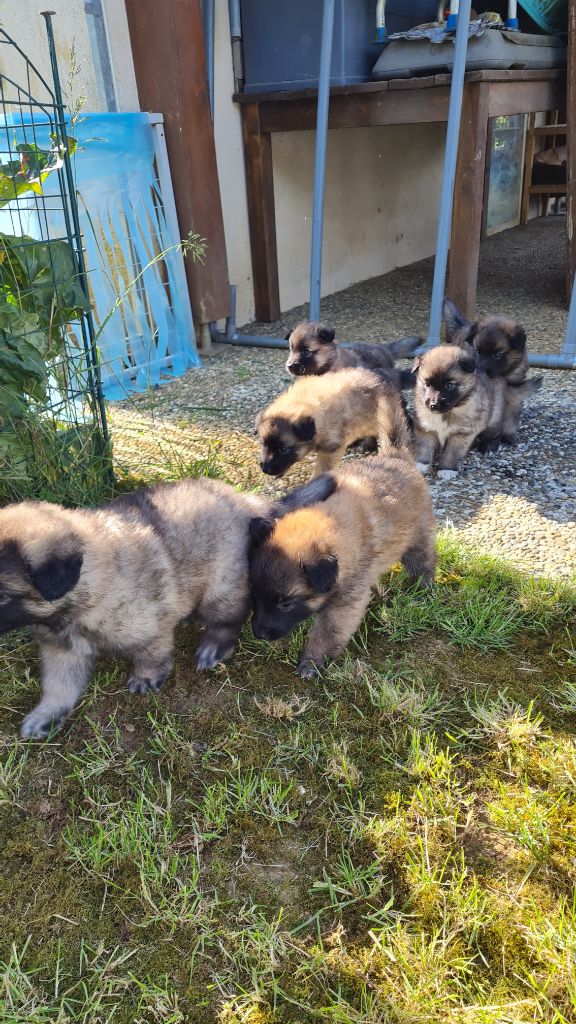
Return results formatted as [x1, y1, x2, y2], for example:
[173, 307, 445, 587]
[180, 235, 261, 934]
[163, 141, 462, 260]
[0, 538, 83, 635]
[249, 517, 338, 641]
[414, 350, 477, 414]
[285, 323, 336, 377]
[257, 415, 316, 477]
[471, 317, 526, 379]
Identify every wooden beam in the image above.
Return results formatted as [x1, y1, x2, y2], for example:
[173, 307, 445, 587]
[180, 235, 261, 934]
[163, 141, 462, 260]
[567, 1, 576, 301]
[240, 103, 280, 322]
[125, 0, 230, 324]
[447, 83, 490, 318]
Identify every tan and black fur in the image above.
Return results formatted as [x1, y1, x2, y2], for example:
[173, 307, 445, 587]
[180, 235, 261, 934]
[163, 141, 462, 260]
[285, 321, 421, 389]
[0, 476, 335, 738]
[257, 368, 412, 480]
[444, 298, 542, 445]
[413, 344, 506, 478]
[250, 393, 435, 678]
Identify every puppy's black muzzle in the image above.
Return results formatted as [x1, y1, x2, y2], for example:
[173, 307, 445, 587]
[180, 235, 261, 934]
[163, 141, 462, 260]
[286, 362, 305, 376]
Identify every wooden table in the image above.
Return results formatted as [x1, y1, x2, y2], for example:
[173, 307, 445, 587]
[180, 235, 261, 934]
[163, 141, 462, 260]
[235, 69, 565, 323]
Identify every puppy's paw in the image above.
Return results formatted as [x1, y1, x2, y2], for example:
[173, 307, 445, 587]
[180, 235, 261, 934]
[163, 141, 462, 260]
[415, 462, 432, 475]
[21, 707, 66, 740]
[501, 433, 518, 447]
[297, 657, 322, 680]
[126, 674, 166, 696]
[476, 432, 501, 454]
[437, 469, 458, 481]
[195, 638, 234, 672]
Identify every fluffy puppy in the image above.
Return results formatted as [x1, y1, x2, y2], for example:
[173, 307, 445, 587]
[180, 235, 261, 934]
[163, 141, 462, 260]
[0, 476, 334, 738]
[285, 321, 420, 389]
[413, 344, 506, 478]
[256, 368, 410, 480]
[249, 393, 435, 678]
[443, 298, 542, 445]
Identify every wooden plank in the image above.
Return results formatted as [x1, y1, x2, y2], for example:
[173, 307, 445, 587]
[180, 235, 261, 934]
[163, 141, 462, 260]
[258, 86, 451, 134]
[125, 0, 230, 324]
[533, 124, 567, 135]
[240, 104, 280, 323]
[234, 69, 565, 103]
[447, 83, 490, 318]
[520, 112, 537, 225]
[567, 1, 576, 300]
[487, 79, 564, 118]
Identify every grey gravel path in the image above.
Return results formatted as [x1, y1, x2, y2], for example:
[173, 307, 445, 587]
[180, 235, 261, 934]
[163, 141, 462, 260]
[112, 217, 575, 579]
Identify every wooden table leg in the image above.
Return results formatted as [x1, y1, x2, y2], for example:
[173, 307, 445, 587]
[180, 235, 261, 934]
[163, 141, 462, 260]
[447, 82, 490, 319]
[240, 103, 281, 323]
[567, 1, 576, 302]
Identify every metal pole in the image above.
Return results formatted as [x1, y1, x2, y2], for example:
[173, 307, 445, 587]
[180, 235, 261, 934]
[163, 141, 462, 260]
[561, 273, 576, 357]
[41, 11, 111, 453]
[426, 0, 472, 347]
[309, 0, 335, 322]
[84, 0, 118, 112]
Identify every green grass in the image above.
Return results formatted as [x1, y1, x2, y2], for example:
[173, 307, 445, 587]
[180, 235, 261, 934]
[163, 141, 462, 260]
[0, 538, 575, 1023]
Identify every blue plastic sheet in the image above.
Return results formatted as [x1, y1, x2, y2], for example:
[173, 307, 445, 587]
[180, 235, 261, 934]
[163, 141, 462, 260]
[0, 111, 200, 401]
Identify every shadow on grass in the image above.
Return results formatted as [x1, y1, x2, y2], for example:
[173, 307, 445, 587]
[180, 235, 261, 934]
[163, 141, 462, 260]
[0, 537, 575, 1023]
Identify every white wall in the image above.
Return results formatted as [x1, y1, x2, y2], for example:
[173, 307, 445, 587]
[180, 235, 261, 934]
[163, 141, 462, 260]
[0, 1, 445, 327]
[0, 0, 138, 113]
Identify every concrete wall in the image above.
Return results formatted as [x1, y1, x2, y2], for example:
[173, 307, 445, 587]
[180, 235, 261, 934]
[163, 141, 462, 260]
[0, 1, 445, 327]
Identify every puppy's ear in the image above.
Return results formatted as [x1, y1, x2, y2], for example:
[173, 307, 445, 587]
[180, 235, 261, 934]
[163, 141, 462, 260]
[284, 330, 292, 341]
[293, 415, 316, 442]
[249, 517, 274, 546]
[304, 555, 339, 593]
[317, 326, 335, 344]
[443, 297, 470, 341]
[29, 550, 83, 602]
[274, 474, 337, 516]
[254, 411, 262, 432]
[459, 356, 476, 375]
[510, 326, 526, 351]
[411, 355, 422, 373]
[464, 322, 479, 345]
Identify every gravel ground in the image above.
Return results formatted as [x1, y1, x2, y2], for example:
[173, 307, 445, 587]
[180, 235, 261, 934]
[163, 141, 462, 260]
[111, 216, 576, 579]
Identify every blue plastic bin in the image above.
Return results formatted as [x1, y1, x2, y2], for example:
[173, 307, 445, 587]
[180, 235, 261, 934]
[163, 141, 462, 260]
[240, 1, 439, 93]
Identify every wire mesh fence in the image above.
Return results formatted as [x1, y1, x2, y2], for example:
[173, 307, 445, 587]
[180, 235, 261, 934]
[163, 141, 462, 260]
[0, 20, 112, 506]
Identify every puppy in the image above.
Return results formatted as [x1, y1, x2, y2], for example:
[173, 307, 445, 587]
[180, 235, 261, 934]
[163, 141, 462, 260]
[443, 298, 542, 445]
[285, 321, 421, 389]
[249, 392, 435, 678]
[256, 368, 409, 480]
[413, 344, 506, 479]
[0, 476, 334, 738]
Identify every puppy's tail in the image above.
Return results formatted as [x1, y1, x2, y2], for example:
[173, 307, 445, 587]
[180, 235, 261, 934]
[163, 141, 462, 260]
[272, 474, 337, 517]
[384, 335, 423, 361]
[375, 384, 415, 461]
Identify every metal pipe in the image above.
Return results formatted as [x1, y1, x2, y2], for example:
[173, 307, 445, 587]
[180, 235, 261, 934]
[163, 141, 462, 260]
[376, 0, 388, 42]
[561, 274, 576, 357]
[506, 0, 519, 30]
[210, 286, 288, 348]
[228, 0, 244, 92]
[426, 0, 471, 346]
[84, 0, 118, 112]
[527, 353, 576, 369]
[228, 0, 241, 39]
[309, 0, 336, 322]
[202, 0, 215, 116]
[447, 0, 459, 30]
